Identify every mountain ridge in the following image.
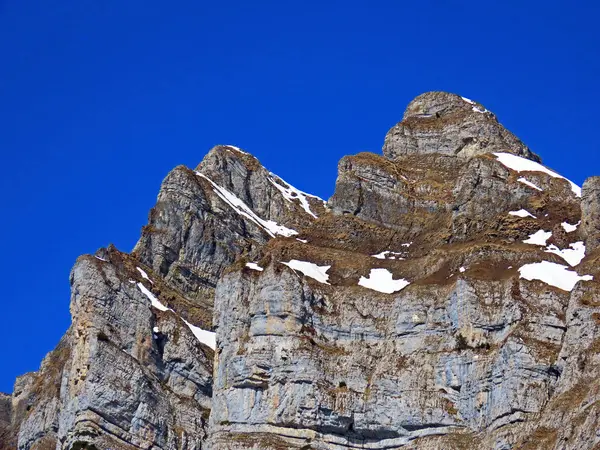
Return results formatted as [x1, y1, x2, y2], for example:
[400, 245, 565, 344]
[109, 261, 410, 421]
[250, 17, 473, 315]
[2, 91, 600, 450]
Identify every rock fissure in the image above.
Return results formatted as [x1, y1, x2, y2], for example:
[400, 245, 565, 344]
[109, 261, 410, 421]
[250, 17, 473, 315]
[5, 92, 599, 450]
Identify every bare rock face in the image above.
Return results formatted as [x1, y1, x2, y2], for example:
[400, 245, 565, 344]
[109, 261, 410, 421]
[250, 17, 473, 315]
[133, 145, 325, 311]
[5, 93, 600, 450]
[383, 92, 540, 162]
[0, 394, 13, 450]
[4, 145, 326, 450]
[582, 176, 600, 252]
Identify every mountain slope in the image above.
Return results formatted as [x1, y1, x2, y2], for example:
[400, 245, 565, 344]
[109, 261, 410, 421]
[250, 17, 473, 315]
[2, 92, 600, 450]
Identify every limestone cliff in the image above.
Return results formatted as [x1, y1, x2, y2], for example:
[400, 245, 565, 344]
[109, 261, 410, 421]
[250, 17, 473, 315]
[2, 93, 600, 450]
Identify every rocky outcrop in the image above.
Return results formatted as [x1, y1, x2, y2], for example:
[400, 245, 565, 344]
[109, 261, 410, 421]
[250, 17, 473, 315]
[5, 92, 599, 450]
[582, 176, 600, 252]
[383, 92, 540, 162]
[133, 145, 325, 311]
[209, 264, 570, 449]
[5, 145, 326, 450]
[0, 394, 13, 450]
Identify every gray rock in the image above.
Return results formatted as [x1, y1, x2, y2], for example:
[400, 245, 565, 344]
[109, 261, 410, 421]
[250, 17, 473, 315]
[383, 91, 540, 162]
[133, 145, 324, 316]
[6, 93, 600, 450]
[582, 176, 600, 252]
[208, 259, 569, 449]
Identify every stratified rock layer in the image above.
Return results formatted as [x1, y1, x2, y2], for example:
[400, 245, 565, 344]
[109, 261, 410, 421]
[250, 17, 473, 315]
[383, 92, 540, 162]
[3, 92, 599, 450]
[582, 176, 600, 252]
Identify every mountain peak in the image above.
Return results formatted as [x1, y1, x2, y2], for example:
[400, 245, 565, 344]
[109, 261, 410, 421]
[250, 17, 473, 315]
[383, 91, 541, 162]
[403, 91, 486, 119]
[5, 94, 599, 450]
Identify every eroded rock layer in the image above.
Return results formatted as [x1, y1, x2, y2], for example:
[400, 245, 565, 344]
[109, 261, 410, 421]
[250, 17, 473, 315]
[3, 94, 599, 450]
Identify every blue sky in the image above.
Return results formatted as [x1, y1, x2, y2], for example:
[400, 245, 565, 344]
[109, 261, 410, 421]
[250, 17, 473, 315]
[1, 1, 599, 392]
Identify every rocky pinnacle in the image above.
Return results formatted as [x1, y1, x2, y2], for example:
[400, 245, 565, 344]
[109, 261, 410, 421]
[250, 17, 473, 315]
[2, 92, 599, 450]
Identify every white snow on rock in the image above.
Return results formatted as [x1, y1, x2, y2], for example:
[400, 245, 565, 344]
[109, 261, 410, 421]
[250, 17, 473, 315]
[197, 172, 298, 238]
[372, 251, 405, 260]
[136, 267, 154, 284]
[494, 153, 581, 197]
[224, 145, 249, 155]
[153, 327, 159, 333]
[359, 269, 410, 294]
[282, 260, 331, 284]
[268, 173, 325, 218]
[546, 242, 586, 267]
[518, 177, 543, 191]
[521, 227, 586, 266]
[296, 238, 308, 243]
[518, 261, 593, 292]
[182, 318, 216, 350]
[509, 209, 536, 219]
[562, 221, 580, 233]
[137, 283, 169, 312]
[523, 230, 552, 246]
[137, 283, 216, 349]
[245, 262, 264, 271]
[460, 96, 488, 114]
[459, 267, 466, 273]
[402, 242, 412, 247]
[94, 256, 107, 262]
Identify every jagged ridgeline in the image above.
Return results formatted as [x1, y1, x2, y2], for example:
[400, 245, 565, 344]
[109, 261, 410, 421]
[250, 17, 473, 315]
[3, 92, 600, 450]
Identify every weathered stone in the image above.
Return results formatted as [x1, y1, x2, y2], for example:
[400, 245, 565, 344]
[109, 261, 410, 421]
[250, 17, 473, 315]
[133, 145, 324, 314]
[383, 91, 540, 162]
[6, 93, 600, 450]
[582, 176, 600, 252]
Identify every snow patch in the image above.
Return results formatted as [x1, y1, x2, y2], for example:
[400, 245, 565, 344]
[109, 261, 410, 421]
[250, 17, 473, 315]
[518, 177, 543, 191]
[358, 269, 410, 294]
[518, 261, 593, 292]
[562, 221, 580, 233]
[136, 267, 153, 284]
[153, 327, 159, 333]
[137, 283, 215, 349]
[137, 283, 169, 312]
[282, 260, 330, 284]
[94, 256, 107, 262]
[296, 238, 308, 243]
[224, 145, 248, 155]
[523, 230, 552, 246]
[245, 262, 264, 271]
[268, 173, 325, 218]
[372, 251, 405, 260]
[459, 267, 466, 273]
[522, 230, 585, 266]
[546, 242, 586, 267]
[182, 318, 216, 350]
[509, 209, 536, 219]
[494, 153, 581, 197]
[197, 172, 298, 238]
[460, 96, 488, 113]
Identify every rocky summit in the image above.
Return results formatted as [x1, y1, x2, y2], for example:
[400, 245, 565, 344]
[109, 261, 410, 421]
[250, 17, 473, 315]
[3, 91, 600, 450]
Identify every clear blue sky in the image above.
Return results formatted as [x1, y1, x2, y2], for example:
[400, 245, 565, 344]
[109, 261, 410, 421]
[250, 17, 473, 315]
[1, 0, 599, 392]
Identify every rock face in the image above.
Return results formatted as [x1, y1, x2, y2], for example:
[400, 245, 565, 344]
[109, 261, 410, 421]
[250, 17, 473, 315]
[383, 92, 540, 162]
[582, 176, 600, 252]
[3, 93, 600, 450]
